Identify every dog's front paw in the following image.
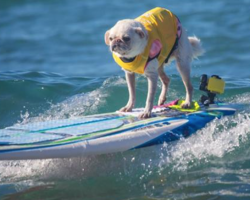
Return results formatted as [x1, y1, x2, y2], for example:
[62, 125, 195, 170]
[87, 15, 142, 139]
[181, 101, 191, 109]
[139, 111, 152, 119]
[119, 105, 133, 112]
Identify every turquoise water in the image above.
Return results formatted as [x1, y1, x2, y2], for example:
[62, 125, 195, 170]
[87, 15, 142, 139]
[0, 0, 250, 199]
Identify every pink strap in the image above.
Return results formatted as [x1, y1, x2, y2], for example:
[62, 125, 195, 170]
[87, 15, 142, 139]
[144, 40, 162, 71]
[153, 99, 179, 109]
[149, 39, 162, 58]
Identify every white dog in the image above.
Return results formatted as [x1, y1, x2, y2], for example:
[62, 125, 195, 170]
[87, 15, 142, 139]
[105, 7, 204, 118]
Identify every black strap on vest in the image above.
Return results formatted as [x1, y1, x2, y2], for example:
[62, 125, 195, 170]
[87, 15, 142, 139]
[120, 52, 160, 64]
[164, 35, 179, 64]
[120, 56, 136, 63]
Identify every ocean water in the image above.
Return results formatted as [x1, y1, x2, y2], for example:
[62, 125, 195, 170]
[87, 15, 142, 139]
[0, 0, 250, 199]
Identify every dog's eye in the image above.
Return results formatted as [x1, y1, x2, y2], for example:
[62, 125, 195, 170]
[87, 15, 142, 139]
[109, 37, 113, 41]
[122, 36, 130, 42]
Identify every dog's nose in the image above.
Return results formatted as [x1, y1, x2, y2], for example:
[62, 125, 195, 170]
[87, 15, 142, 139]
[111, 39, 122, 51]
[116, 39, 122, 43]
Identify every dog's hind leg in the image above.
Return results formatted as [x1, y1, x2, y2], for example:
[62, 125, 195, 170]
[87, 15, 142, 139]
[176, 59, 193, 108]
[174, 29, 194, 108]
[175, 29, 204, 108]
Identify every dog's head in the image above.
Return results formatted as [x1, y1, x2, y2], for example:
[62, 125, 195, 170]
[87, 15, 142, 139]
[105, 19, 148, 58]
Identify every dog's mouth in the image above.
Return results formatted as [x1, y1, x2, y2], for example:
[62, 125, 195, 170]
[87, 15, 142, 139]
[110, 43, 131, 56]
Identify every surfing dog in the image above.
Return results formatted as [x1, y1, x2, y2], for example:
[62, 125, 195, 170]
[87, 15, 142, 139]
[105, 7, 204, 118]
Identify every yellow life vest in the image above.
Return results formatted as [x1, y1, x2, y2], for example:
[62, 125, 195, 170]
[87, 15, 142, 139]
[113, 7, 178, 74]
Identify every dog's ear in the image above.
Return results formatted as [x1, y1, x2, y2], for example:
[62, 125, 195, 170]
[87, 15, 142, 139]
[104, 30, 110, 46]
[134, 27, 146, 39]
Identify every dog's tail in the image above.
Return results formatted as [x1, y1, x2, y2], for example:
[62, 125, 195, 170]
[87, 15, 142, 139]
[188, 36, 205, 59]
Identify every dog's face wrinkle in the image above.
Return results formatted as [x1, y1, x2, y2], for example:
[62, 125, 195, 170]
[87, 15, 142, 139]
[110, 36, 132, 56]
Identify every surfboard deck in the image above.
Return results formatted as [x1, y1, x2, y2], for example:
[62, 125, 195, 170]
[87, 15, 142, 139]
[0, 100, 238, 160]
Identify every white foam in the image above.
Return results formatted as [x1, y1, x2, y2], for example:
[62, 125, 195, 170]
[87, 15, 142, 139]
[159, 112, 250, 171]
